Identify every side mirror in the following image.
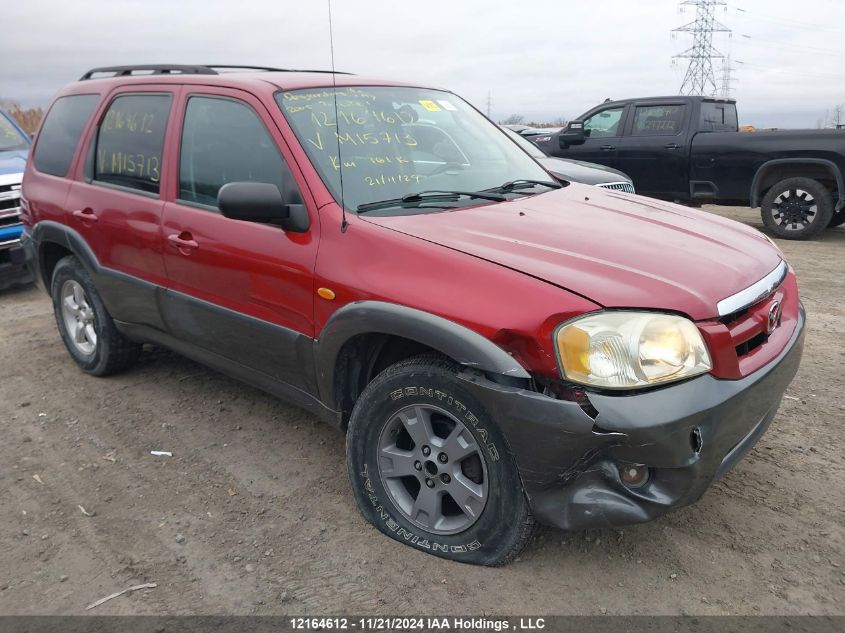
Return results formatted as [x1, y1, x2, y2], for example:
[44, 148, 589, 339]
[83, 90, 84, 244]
[218, 182, 310, 233]
[558, 120, 586, 148]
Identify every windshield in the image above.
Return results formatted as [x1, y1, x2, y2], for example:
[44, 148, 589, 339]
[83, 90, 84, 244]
[277, 86, 551, 213]
[502, 127, 546, 159]
[0, 113, 29, 152]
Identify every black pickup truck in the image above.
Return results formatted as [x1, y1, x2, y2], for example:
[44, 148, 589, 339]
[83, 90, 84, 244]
[536, 96, 845, 239]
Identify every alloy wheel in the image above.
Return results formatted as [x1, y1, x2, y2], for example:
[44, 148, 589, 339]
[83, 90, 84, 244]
[771, 188, 818, 231]
[60, 279, 97, 355]
[377, 404, 489, 535]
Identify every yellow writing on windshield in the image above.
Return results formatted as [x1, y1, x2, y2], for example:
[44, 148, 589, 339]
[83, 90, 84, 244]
[364, 173, 423, 186]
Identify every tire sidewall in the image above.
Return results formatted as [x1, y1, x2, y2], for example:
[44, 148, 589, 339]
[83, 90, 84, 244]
[51, 257, 109, 373]
[346, 361, 528, 565]
[761, 178, 833, 239]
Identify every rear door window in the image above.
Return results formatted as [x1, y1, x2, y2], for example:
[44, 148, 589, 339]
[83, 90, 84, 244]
[33, 94, 100, 176]
[178, 96, 295, 208]
[631, 105, 686, 136]
[94, 94, 172, 194]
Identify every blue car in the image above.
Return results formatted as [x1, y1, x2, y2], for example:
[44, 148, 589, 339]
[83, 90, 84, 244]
[0, 108, 31, 290]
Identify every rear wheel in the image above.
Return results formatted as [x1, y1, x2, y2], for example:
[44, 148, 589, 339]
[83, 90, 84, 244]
[760, 177, 833, 240]
[51, 256, 141, 376]
[346, 355, 535, 566]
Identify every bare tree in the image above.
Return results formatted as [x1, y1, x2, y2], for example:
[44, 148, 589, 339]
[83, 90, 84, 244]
[501, 114, 524, 125]
[832, 104, 845, 128]
[0, 100, 43, 135]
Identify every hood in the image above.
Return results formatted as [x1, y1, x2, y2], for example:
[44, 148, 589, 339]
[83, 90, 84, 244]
[538, 156, 631, 186]
[363, 185, 782, 320]
[0, 149, 29, 177]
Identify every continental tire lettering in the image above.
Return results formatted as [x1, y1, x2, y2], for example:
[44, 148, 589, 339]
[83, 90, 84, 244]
[361, 461, 483, 554]
[396, 528, 415, 541]
[386, 387, 500, 462]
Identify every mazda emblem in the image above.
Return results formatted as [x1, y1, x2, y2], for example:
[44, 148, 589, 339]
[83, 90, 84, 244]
[766, 300, 782, 335]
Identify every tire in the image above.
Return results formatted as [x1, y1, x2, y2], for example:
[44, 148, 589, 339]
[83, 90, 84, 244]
[346, 355, 536, 566]
[828, 199, 845, 228]
[760, 177, 834, 240]
[50, 256, 141, 376]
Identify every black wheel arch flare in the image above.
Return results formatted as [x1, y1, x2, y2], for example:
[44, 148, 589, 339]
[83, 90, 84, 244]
[314, 301, 532, 415]
[750, 158, 844, 208]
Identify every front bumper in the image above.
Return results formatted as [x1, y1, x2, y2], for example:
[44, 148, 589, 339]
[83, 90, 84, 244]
[0, 237, 32, 291]
[458, 303, 806, 531]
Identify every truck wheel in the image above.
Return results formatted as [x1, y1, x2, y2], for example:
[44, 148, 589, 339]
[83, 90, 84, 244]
[346, 355, 536, 566]
[761, 177, 833, 240]
[51, 256, 141, 376]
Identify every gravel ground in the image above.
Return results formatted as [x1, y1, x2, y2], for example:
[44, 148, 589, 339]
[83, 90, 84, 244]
[0, 206, 843, 616]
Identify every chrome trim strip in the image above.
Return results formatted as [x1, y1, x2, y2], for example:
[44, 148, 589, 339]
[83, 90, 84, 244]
[717, 260, 788, 317]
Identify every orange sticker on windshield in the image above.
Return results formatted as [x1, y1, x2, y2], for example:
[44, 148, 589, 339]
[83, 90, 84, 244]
[418, 100, 442, 112]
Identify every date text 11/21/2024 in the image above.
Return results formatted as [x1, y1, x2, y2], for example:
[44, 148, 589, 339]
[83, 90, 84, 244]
[289, 617, 547, 631]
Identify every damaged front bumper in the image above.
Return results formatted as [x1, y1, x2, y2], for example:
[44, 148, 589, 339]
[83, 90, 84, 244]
[459, 303, 806, 531]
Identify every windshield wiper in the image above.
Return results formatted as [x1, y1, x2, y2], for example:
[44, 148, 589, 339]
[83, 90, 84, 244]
[490, 179, 563, 192]
[356, 190, 506, 214]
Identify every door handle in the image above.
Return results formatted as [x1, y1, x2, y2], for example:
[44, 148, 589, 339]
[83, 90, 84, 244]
[665, 143, 680, 150]
[600, 145, 616, 151]
[168, 232, 199, 254]
[72, 208, 98, 224]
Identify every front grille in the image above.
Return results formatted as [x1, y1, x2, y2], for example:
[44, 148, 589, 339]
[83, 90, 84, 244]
[719, 286, 785, 360]
[0, 183, 22, 228]
[598, 181, 636, 194]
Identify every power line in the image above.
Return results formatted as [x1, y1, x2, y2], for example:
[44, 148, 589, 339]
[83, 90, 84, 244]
[734, 59, 845, 81]
[733, 7, 845, 34]
[672, 1, 732, 96]
[735, 33, 845, 58]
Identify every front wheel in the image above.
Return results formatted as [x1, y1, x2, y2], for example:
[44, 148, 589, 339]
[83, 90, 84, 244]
[346, 355, 535, 566]
[760, 177, 834, 240]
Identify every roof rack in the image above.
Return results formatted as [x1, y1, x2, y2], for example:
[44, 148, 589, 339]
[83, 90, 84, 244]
[204, 65, 352, 75]
[79, 65, 218, 80]
[79, 64, 352, 81]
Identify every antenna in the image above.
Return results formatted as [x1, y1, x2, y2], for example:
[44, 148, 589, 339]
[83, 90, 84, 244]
[327, 0, 348, 233]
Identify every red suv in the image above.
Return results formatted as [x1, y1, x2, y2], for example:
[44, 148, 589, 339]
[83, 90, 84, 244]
[21, 65, 805, 566]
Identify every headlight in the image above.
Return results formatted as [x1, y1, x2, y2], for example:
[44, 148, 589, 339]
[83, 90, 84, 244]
[555, 312, 712, 389]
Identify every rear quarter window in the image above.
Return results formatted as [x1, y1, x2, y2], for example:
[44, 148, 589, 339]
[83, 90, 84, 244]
[700, 102, 738, 132]
[95, 94, 172, 194]
[32, 94, 100, 176]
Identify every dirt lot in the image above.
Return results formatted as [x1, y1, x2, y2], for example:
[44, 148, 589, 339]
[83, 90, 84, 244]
[0, 206, 843, 616]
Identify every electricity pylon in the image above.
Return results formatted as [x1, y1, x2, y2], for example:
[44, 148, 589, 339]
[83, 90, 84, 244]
[673, 1, 731, 96]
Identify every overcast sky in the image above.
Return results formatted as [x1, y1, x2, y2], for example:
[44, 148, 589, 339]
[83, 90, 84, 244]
[3, 0, 843, 128]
